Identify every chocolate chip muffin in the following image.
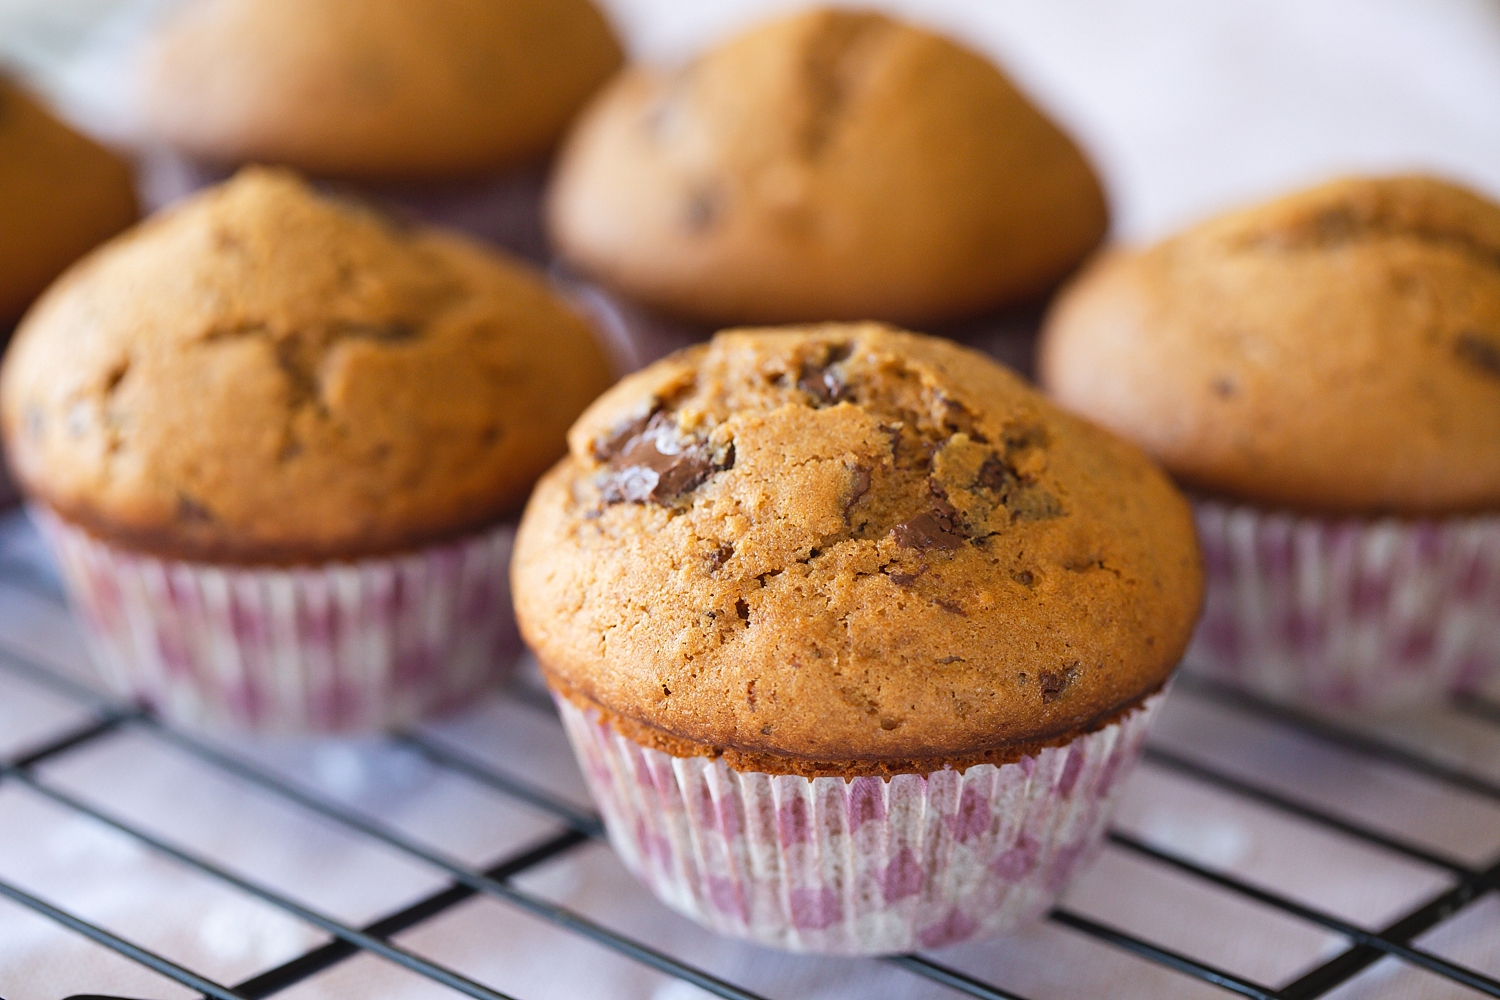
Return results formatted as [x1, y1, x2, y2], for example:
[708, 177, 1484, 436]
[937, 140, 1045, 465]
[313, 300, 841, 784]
[135, 0, 623, 180]
[514, 324, 1201, 953]
[547, 9, 1109, 327]
[1, 167, 614, 731]
[1039, 174, 1500, 707]
[0, 77, 138, 325]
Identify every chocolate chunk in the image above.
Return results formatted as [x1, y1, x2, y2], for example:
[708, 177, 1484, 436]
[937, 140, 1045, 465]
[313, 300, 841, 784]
[1456, 332, 1500, 380]
[1038, 666, 1077, 703]
[892, 511, 963, 552]
[976, 455, 1019, 494]
[935, 598, 966, 617]
[176, 494, 213, 523]
[599, 411, 723, 506]
[797, 362, 851, 405]
[843, 465, 871, 522]
[1012, 570, 1036, 588]
[936, 655, 965, 665]
[885, 569, 922, 587]
[708, 544, 734, 571]
[736, 598, 750, 622]
[592, 409, 656, 462]
[977, 455, 1063, 522]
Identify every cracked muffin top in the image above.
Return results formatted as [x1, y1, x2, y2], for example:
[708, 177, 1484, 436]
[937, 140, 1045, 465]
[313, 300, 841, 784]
[546, 8, 1108, 327]
[1039, 175, 1500, 516]
[0, 77, 138, 324]
[0, 168, 613, 563]
[513, 325, 1202, 776]
[136, 0, 623, 180]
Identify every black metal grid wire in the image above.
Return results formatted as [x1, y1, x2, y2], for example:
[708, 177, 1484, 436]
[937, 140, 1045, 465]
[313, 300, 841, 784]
[0, 544, 1497, 999]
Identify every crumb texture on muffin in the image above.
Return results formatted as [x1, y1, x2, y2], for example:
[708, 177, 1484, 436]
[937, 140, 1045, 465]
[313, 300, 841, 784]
[0, 168, 614, 562]
[513, 325, 1202, 775]
[547, 9, 1108, 326]
[0, 77, 138, 323]
[137, 0, 623, 179]
[1039, 175, 1500, 515]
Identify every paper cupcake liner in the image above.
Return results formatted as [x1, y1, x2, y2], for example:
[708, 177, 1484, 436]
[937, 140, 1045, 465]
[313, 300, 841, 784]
[556, 692, 1163, 955]
[1186, 500, 1500, 709]
[34, 506, 519, 733]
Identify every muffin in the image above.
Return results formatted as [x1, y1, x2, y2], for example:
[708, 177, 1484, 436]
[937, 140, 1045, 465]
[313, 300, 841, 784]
[0, 77, 138, 326]
[0, 168, 614, 731]
[1039, 175, 1500, 708]
[131, 0, 624, 257]
[547, 8, 1108, 329]
[513, 325, 1201, 953]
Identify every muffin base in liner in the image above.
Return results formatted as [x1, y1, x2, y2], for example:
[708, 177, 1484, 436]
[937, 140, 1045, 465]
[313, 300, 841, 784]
[1187, 499, 1500, 709]
[556, 691, 1163, 955]
[34, 506, 519, 733]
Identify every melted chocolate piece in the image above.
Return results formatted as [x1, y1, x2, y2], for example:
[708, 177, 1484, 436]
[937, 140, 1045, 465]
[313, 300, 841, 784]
[976, 455, 1019, 494]
[798, 362, 851, 405]
[976, 455, 1063, 522]
[892, 494, 966, 552]
[1038, 666, 1077, 703]
[593, 410, 656, 462]
[176, 494, 214, 523]
[599, 411, 722, 506]
[1456, 332, 1500, 380]
[843, 465, 871, 522]
[708, 544, 734, 571]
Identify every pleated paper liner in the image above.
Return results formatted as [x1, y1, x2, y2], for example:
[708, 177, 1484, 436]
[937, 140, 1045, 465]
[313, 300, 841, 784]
[35, 505, 519, 732]
[557, 691, 1163, 955]
[1187, 499, 1500, 709]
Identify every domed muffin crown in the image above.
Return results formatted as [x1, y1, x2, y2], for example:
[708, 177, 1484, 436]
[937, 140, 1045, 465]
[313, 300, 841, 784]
[514, 325, 1201, 776]
[1, 168, 613, 561]
[1040, 174, 1500, 515]
[137, 0, 623, 179]
[547, 8, 1108, 326]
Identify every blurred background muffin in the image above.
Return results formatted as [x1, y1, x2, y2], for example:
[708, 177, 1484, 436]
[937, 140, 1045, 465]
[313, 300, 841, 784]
[549, 7, 1107, 366]
[0, 74, 137, 328]
[0, 167, 614, 731]
[1038, 174, 1500, 708]
[514, 324, 1201, 953]
[126, 0, 623, 258]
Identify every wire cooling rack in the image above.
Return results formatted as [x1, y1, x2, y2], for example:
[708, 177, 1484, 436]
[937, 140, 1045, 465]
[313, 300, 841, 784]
[0, 503, 1497, 1000]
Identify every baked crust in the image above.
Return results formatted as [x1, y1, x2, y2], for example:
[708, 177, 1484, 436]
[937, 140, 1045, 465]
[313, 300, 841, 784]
[0, 168, 614, 563]
[547, 9, 1107, 326]
[0, 78, 137, 323]
[513, 325, 1203, 766]
[137, 0, 622, 179]
[1039, 175, 1500, 516]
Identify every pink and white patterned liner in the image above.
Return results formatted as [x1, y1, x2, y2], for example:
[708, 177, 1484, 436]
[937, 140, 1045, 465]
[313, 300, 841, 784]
[556, 691, 1163, 955]
[34, 506, 519, 733]
[1187, 499, 1500, 709]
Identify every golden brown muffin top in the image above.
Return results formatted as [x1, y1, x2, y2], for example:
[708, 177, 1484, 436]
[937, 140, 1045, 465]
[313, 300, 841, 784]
[1039, 175, 1500, 516]
[0, 77, 138, 324]
[513, 325, 1202, 776]
[1, 168, 614, 563]
[137, 0, 623, 180]
[547, 8, 1108, 327]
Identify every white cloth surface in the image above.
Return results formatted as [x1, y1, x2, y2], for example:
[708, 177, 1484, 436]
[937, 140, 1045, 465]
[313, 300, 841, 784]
[0, 2, 1499, 998]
